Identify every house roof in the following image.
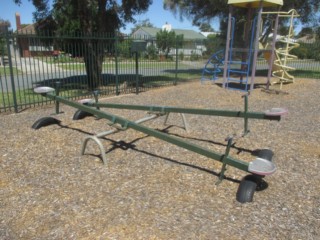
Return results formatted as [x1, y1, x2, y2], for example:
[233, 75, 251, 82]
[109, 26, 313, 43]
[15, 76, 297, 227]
[132, 27, 206, 40]
[17, 24, 36, 34]
[228, 0, 283, 8]
[297, 34, 316, 44]
[200, 31, 220, 37]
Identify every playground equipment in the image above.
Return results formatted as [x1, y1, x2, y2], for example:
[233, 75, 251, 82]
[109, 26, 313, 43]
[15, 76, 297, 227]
[224, 16, 257, 91]
[222, 0, 284, 91]
[201, 50, 224, 83]
[201, 1, 300, 91]
[261, 9, 300, 89]
[32, 86, 288, 203]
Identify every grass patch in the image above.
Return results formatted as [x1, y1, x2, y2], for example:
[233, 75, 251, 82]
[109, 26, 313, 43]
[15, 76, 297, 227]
[58, 61, 177, 71]
[0, 88, 93, 111]
[256, 69, 320, 79]
[0, 66, 22, 75]
[294, 70, 320, 79]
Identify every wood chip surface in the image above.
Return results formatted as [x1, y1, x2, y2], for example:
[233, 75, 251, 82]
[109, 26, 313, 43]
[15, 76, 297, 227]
[1, 78, 319, 239]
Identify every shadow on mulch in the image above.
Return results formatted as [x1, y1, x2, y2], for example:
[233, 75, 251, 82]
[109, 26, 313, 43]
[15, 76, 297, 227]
[44, 120, 268, 184]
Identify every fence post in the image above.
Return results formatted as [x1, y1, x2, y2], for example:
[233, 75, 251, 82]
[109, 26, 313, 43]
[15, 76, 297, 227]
[6, 30, 18, 113]
[115, 34, 119, 95]
[135, 51, 139, 94]
[175, 40, 178, 85]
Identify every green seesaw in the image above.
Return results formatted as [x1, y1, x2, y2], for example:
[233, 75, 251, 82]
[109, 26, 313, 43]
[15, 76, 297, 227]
[33, 86, 288, 203]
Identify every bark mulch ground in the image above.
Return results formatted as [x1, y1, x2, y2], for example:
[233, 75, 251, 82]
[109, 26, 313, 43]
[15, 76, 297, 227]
[1, 78, 319, 239]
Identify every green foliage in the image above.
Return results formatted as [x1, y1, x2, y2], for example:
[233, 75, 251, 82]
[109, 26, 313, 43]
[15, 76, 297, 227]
[291, 44, 310, 59]
[316, 27, 320, 39]
[308, 43, 320, 61]
[0, 37, 7, 56]
[0, 19, 10, 33]
[179, 51, 184, 61]
[131, 19, 154, 34]
[291, 41, 320, 60]
[297, 27, 314, 38]
[0, 19, 10, 56]
[175, 34, 184, 48]
[164, 0, 320, 26]
[156, 29, 176, 58]
[203, 34, 223, 57]
[164, 0, 320, 50]
[117, 38, 132, 58]
[145, 44, 157, 60]
[17, 0, 153, 90]
[199, 23, 214, 32]
[190, 51, 199, 61]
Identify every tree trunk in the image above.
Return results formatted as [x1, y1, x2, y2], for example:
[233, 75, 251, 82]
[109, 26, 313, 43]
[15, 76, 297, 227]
[83, 39, 104, 90]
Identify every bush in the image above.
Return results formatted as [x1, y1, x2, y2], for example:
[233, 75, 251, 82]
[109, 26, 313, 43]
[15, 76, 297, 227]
[179, 51, 184, 61]
[190, 51, 199, 61]
[291, 41, 320, 60]
[291, 44, 310, 59]
[146, 44, 157, 60]
[309, 42, 320, 60]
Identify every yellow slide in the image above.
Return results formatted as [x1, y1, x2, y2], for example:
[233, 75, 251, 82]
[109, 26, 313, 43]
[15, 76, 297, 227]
[263, 37, 299, 87]
[261, 9, 300, 88]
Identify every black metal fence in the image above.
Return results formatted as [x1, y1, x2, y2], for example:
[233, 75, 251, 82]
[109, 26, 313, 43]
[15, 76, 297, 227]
[1, 31, 211, 113]
[1, 31, 319, 113]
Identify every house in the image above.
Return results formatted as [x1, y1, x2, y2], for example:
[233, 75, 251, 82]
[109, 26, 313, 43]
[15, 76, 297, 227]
[15, 13, 54, 57]
[131, 24, 207, 56]
[200, 31, 220, 37]
[296, 34, 316, 44]
[0, 21, 11, 66]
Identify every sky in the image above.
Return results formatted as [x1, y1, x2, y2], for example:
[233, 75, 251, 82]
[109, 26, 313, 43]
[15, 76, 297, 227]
[1, 0, 219, 33]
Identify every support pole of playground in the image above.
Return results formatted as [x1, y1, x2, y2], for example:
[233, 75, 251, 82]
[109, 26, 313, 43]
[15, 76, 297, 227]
[223, 0, 284, 91]
[265, 8, 280, 90]
[249, 0, 263, 91]
[223, 5, 233, 89]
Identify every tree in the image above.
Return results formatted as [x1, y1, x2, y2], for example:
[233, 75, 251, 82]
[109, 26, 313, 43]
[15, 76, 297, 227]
[131, 19, 155, 34]
[0, 19, 11, 58]
[0, 19, 11, 33]
[163, 0, 320, 47]
[163, 0, 320, 26]
[14, 0, 152, 90]
[156, 29, 183, 59]
[297, 27, 314, 38]
[156, 29, 176, 59]
[203, 34, 223, 56]
[199, 23, 214, 32]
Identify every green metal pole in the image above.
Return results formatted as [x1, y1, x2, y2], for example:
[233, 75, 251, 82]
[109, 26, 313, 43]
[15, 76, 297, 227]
[135, 51, 139, 94]
[175, 41, 178, 85]
[43, 92, 250, 172]
[115, 35, 119, 95]
[87, 102, 281, 121]
[55, 82, 61, 114]
[244, 94, 249, 135]
[93, 90, 100, 110]
[217, 137, 233, 184]
[6, 30, 18, 113]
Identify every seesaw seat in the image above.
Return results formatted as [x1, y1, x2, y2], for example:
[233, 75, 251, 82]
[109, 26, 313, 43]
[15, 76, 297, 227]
[77, 99, 94, 104]
[265, 108, 288, 116]
[34, 86, 55, 94]
[248, 158, 276, 176]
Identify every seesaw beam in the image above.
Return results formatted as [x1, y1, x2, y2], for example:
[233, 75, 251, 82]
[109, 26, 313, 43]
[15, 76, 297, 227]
[86, 102, 282, 120]
[38, 90, 254, 172]
[34, 87, 281, 203]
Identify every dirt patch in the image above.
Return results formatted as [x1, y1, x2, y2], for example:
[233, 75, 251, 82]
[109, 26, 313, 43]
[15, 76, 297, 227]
[1, 78, 319, 239]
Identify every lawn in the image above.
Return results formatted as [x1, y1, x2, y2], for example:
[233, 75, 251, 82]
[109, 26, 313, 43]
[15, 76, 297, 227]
[0, 66, 22, 75]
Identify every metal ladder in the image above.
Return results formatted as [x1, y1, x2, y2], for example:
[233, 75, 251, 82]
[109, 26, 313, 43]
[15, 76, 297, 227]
[225, 17, 257, 91]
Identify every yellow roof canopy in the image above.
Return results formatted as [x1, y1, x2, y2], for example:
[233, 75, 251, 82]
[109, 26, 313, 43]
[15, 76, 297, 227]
[228, 0, 283, 8]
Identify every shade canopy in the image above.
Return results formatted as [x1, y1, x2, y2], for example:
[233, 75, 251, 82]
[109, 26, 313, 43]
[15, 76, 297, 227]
[228, 0, 283, 8]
